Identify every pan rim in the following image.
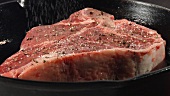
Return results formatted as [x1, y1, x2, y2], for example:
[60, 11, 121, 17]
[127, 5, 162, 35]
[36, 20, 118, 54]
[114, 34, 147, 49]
[122, 0, 170, 12]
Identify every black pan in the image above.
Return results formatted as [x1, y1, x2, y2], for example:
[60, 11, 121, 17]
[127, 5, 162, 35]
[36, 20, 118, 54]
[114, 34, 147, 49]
[0, 0, 170, 96]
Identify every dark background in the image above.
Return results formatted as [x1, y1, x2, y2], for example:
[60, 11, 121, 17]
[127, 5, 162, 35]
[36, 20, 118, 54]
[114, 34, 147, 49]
[0, 0, 170, 9]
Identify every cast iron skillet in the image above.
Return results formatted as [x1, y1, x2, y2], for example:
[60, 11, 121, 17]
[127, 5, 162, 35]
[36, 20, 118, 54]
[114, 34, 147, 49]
[0, 0, 170, 96]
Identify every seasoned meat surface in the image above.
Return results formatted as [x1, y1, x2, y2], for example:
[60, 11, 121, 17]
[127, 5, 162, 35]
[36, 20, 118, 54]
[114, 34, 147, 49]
[0, 8, 166, 82]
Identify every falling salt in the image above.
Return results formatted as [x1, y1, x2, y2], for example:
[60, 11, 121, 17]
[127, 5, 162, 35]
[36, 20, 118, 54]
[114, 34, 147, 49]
[0, 39, 11, 45]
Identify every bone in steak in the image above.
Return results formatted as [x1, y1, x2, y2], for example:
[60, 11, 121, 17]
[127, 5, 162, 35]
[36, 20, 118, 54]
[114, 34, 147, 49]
[0, 8, 166, 82]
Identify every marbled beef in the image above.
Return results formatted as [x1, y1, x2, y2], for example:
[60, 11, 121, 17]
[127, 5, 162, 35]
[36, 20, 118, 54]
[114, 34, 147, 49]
[0, 8, 166, 82]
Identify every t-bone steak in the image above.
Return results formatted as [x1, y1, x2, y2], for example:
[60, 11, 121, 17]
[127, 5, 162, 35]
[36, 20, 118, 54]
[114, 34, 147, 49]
[0, 8, 166, 82]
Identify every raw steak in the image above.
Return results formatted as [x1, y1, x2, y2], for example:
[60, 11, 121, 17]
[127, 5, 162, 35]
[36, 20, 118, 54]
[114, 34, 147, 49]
[0, 8, 166, 82]
[0, 8, 114, 74]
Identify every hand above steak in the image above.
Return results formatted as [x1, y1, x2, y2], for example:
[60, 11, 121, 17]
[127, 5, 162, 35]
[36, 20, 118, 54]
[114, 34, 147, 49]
[0, 8, 166, 82]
